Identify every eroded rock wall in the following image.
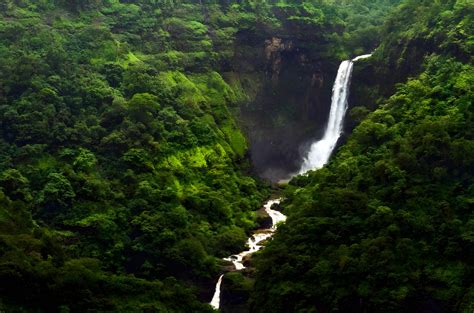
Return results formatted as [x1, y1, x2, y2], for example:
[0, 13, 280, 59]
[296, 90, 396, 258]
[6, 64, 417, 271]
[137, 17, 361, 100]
[226, 33, 337, 181]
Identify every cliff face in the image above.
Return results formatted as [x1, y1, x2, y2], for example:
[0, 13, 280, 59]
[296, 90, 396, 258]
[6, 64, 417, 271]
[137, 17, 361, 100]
[228, 30, 418, 182]
[226, 33, 337, 182]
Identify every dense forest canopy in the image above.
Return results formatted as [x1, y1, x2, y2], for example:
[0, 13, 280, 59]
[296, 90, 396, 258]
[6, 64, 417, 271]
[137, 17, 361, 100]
[0, 0, 472, 312]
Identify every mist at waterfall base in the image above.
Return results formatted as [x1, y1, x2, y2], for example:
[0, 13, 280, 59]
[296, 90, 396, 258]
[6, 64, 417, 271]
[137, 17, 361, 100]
[295, 54, 372, 177]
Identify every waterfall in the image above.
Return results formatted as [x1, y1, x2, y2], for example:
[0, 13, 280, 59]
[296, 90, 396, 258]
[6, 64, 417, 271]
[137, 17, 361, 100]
[298, 54, 372, 174]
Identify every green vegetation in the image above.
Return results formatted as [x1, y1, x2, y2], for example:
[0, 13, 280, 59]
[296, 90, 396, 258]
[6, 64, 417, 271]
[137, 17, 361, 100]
[0, 1, 278, 311]
[252, 1, 473, 312]
[1, 0, 471, 312]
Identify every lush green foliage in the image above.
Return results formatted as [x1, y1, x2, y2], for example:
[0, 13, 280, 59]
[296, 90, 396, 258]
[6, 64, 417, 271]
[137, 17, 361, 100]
[252, 1, 473, 312]
[0, 1, 277, 311]
[1, 0, 459, 312]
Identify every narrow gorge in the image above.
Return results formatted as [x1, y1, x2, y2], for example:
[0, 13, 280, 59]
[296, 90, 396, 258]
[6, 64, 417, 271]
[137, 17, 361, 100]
[210, 53, 373, 311]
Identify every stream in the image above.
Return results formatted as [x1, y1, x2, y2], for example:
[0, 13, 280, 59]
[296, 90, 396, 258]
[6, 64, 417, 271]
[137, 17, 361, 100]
[209, 199, 286, 310]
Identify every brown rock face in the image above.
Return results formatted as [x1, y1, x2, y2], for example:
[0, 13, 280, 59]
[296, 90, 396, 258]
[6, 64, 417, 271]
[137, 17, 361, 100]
[264, 37, 294, 85]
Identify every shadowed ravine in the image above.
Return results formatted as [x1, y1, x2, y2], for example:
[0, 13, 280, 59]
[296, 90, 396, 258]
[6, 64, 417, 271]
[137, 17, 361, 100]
[210, 54, 372, 310]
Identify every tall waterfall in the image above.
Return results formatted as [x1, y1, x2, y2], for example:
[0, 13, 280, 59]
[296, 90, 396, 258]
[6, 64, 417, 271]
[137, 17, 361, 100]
[298, 54, 372, 174]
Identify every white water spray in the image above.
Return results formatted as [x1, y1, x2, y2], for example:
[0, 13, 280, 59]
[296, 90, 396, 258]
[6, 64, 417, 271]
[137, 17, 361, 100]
[209, 199, 286, 310]
[298, 54, 372, 174]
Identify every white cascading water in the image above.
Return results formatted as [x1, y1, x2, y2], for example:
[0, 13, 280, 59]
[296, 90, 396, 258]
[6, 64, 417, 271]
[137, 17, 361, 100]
[298, 54, 372, 175]
[210, 199, 286, 310]
[210, 274, 224, 309]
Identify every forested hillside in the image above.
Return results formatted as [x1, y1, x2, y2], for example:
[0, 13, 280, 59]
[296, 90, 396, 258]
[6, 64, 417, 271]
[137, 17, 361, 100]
[0, 0, 402, 311]
[0, 2, 275, 312]
[1, 0, 471, 312]
[252, 1, 473, 312]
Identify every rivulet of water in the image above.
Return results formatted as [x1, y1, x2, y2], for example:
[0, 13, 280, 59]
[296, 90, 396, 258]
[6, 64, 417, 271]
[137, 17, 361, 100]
[210, 199, 286, 310]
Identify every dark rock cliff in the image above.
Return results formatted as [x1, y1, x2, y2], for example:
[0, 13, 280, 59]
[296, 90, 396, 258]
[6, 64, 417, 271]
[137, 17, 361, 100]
[225, 32, 339, 182]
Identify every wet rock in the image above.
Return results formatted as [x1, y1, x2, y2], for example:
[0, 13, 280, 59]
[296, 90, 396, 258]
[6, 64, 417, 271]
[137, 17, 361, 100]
[255, 207, 272, 229]
[220, 272, 254, 313]
[270, 201, 283, 212]
[264, 37, 294, 85]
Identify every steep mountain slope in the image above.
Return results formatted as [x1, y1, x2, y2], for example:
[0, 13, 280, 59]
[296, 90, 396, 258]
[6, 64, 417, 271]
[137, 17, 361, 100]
[252, 1, 473, 312]
[0, 2, 271, 312]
